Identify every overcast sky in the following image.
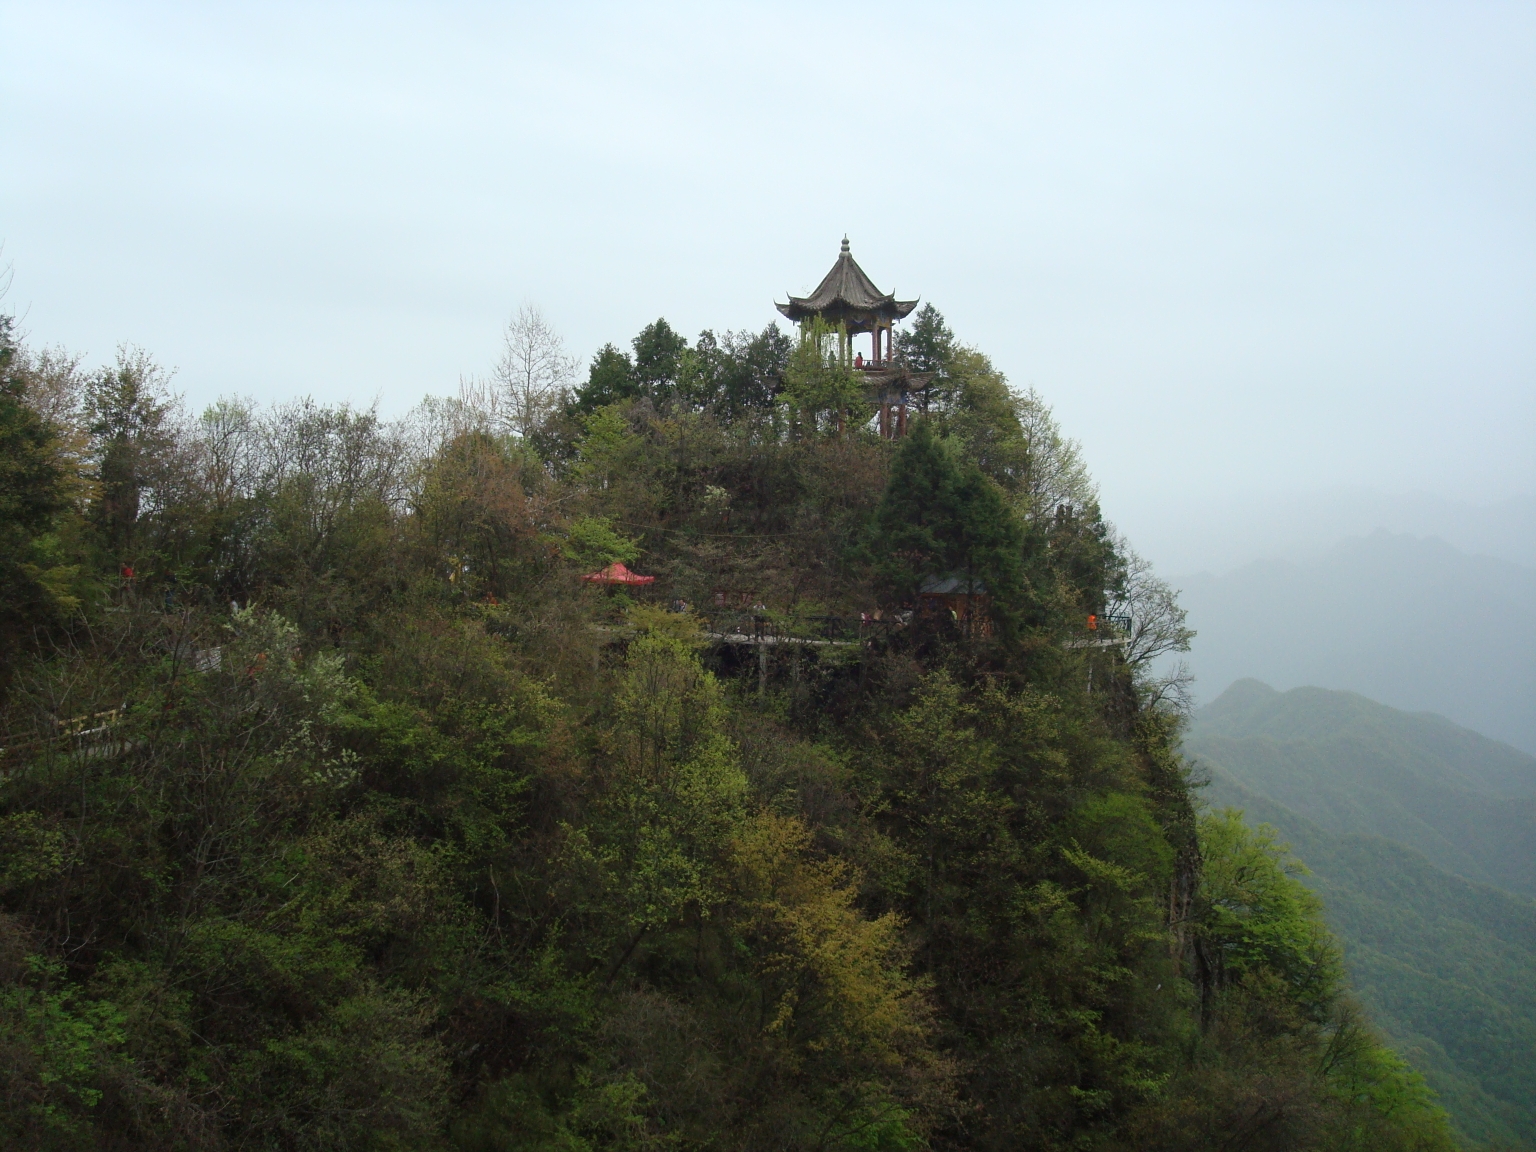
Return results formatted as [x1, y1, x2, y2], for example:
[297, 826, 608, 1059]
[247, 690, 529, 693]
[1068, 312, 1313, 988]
[3, 2, 1533, 570]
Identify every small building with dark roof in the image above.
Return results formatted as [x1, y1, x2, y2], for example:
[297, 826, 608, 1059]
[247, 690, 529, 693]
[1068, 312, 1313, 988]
[917, 574, 993, 637]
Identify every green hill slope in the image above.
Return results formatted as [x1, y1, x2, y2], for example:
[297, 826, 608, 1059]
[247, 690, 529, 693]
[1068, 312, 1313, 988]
[1189, 684, 1536, 1146]
[1189, 679, 1536, 895]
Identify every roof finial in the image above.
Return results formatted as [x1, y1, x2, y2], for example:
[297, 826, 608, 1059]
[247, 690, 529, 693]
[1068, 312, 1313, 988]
[841, 235, 850, 252]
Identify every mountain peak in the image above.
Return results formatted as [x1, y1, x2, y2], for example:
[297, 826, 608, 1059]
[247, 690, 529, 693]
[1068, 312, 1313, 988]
[1198, 678, 1280, 726]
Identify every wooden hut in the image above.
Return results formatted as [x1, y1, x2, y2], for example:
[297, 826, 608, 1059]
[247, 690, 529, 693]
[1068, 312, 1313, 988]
[917, 575, 993, 637]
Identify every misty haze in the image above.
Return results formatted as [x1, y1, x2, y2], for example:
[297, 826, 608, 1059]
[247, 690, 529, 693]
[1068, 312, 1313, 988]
[1, 4, 1531, 1150]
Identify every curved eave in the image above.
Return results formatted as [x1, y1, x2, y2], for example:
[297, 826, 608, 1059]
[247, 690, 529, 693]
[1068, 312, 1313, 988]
[776, 295, 920, 325]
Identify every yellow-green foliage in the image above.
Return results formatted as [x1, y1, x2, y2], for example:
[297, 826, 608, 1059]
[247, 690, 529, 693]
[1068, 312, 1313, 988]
[782, 319, 870, 438]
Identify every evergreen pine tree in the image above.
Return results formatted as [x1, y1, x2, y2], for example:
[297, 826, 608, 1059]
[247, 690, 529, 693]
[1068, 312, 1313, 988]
[870, 420, 1038, 635]
[573, 343, 640, 412]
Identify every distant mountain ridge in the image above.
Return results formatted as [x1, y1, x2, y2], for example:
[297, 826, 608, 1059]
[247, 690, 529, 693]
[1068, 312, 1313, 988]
[1174, 531, 1536, 754]
[1124, 489, 1536, 575]
[1187, 682, 1536, 1146]
[1188, 679, 1536, 896]
[1197, 678, 1536, 798]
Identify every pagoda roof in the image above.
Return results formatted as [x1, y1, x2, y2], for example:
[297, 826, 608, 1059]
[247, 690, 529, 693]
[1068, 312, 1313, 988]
[580, 562, 655, 586]
[776, 238, 918, 328]
[859, 364, 936, 402]
[920, 574, 989, 596]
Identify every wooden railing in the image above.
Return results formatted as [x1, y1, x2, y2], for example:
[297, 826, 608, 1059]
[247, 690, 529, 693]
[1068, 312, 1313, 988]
[0, 707, 127, 764]
[702, 612, 905, 645]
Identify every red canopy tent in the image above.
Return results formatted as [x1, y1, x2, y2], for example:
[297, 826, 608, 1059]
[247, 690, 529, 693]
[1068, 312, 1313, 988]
[580, 562, 655, 586]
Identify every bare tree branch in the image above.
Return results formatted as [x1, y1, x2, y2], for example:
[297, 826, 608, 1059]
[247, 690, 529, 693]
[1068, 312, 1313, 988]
[480, 304, 576, 438]
[1108, 543, 1196, 670]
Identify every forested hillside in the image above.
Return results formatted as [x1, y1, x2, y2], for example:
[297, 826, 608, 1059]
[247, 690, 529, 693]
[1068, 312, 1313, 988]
[1189, 683, 1536, 1146]
[1, 309, 1457, 1150]
[1188, 680, 1536, 894]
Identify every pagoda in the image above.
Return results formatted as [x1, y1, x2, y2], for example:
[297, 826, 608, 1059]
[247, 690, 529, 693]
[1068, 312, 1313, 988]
[776, 238, 932, 438]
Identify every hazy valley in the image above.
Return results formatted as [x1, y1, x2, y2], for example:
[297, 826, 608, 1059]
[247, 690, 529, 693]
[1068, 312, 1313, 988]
[1188, 681, 1536, 1146]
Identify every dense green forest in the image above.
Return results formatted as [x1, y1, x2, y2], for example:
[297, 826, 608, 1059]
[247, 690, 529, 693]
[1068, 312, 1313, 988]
[1189, 682, 1536, 1147]
[1, 308, 1458, 1150]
